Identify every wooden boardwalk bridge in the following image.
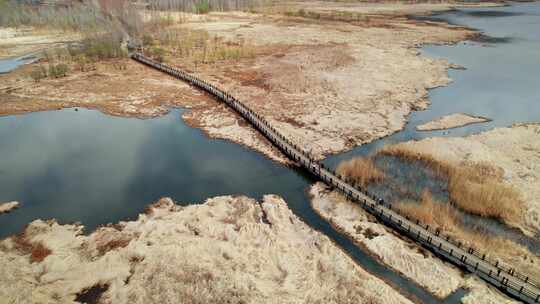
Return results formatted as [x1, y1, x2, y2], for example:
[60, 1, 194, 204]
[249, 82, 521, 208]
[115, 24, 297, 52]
[131, 53, 540, 304]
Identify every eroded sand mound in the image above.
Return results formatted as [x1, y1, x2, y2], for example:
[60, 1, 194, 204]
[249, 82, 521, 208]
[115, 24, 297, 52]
[0, 195, 412, 304]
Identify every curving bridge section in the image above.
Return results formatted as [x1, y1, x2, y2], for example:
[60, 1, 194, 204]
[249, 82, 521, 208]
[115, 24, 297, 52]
[131, 53, 540, 304]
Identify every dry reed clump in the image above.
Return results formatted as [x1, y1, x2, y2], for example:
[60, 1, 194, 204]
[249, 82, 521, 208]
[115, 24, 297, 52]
[395, 190, 459, 232]
[336, 157, 384, 188]
[448, 166, 522, 224]
[338, 148, 538, 281]
[378, 146, 451, 179]
[378, 146, 524, 225]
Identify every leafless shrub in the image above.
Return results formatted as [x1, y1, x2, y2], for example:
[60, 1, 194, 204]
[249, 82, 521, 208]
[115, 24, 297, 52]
[144, 27, 256, 68]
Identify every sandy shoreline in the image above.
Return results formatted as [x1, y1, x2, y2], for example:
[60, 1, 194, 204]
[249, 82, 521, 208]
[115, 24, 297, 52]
[416, 113, 491, 131]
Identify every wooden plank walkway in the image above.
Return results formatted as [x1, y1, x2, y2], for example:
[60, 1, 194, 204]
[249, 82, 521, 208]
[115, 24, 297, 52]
[131, 53, 540, 303]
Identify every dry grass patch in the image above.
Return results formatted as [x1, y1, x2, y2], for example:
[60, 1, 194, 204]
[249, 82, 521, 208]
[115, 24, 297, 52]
[336, 156, 384, 188]
[394, 190, 539, 279]
[378, 146, 524, 224]
[12, 234, 52, 263]
[395, 190, 458, 232]
[448, 165, 522, 224]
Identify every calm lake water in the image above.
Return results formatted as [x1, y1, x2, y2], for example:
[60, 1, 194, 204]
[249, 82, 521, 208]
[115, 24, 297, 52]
[324, 1, 540, 167]
[0, 108, 313, 236]
[1, 3, 538, 303]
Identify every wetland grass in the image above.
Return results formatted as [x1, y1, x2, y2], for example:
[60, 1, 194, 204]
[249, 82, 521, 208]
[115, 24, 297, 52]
[378, 146, 524, 225]
[336, 146, 539, 279]
[336, 156, 384, 188]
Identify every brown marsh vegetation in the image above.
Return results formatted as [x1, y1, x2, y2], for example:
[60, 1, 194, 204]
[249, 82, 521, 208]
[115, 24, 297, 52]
[12, 232, 52, 263]
[336, 146, 539, 279]
[394, 189, 539, 280]
[379, 146, 524, 225]
[336, 157, 385, 188]
[395, 190, 458, 231]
